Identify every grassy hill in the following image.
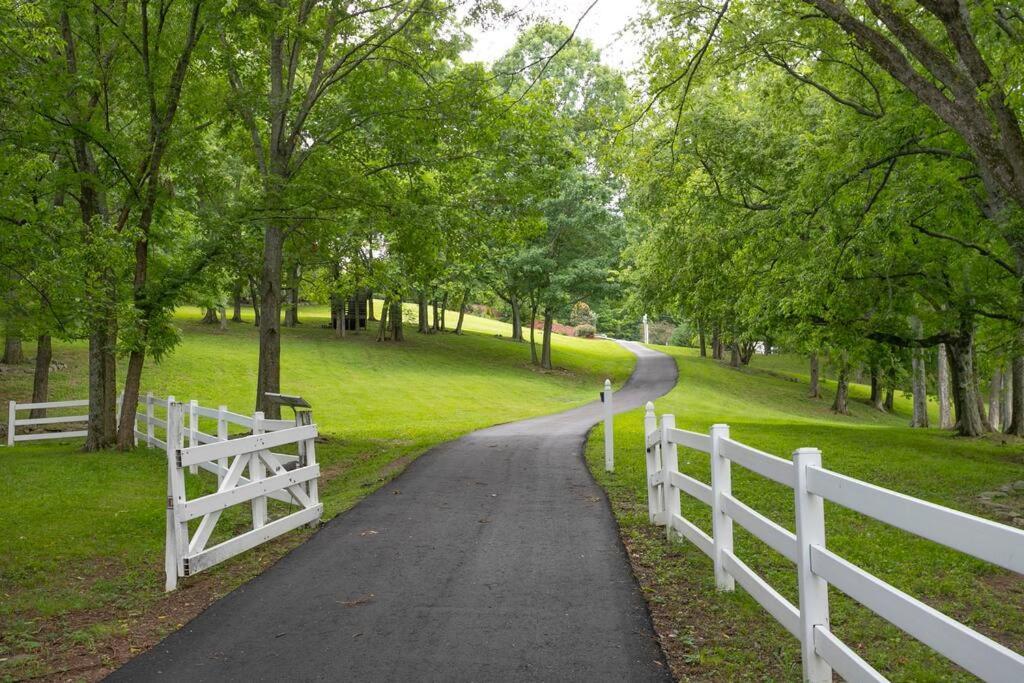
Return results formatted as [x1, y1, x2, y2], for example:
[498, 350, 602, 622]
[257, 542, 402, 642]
[0, 304, 633, 680]
[587, 346, 1024, 682]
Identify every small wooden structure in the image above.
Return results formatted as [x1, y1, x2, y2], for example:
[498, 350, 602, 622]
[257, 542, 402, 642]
[331, 289, 369, 331]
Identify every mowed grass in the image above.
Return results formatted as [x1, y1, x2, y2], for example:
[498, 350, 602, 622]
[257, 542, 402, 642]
[0, 304, 634, 679]
[587, 346, 1024, 682]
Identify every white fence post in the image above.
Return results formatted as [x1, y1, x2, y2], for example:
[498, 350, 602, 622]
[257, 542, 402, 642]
[603, 379, 614, 472]
[146, 392, 155, 448]
[6, 401, 15, 446]
[710, 423, 735, 591]
[644, 402, 661, 524]
[794, 447, 832, 682]
[188, 400, 199, 474]
[251, 411, 267, 529]
[662, 414, 678, 540]
[216, 405, 228, 486]
[165, 398, 186, 591]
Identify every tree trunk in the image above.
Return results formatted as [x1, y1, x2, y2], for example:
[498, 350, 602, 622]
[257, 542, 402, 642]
[511, 295, 523, 341]
[808, 352, 822, 399]
[1008, 348, 1024, 435]
[284, 263, 300, 327]
[418, 292, 429, 334]
[909, 317, 929, 427]
[540, 310, 554, 370]
[831, 360, 850, 415]
[86, 317, 117, 451]
[335, 297, 344, 338]
[390, 299, 404, 341]
[376, 298, 390, 341]
[202, 307, 219, 324]
[367, 293, 375, 322]
[884, 386, 895, 412]
[937, 343, 953, 429]
[870, 366, 885, 411]
[712, 325, 722, 360]
[256, 224, 284, 418]
[1002, 366, 1012, 432]
[455, 290, 468, 334]
[729, 343, 740, 368]
[249, 276, 261, 326]
[947, 332, 986, 437]
[698, 324, 707, 357]
[2, 335, 23, 364]
[440, 293, 448, 331]
[529, 302, 539, 364]
[989, 367, 1003, 431]
[29, 335, 52, 420]
[232, 283, 244, 322]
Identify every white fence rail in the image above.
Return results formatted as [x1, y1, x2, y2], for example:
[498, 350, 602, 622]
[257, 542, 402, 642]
[641, 401, 1024, 682]
[163, 400, 321, 591]
[5, 396, 127, 446]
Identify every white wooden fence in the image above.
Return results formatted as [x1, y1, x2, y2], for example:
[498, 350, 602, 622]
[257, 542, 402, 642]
[5, 395, 124, 445]
[642, 402, 1024, 683]
[137, 395, 321, 591]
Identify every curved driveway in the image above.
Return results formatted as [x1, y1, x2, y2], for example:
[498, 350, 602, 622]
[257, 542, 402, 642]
[110, 341, 678, 681]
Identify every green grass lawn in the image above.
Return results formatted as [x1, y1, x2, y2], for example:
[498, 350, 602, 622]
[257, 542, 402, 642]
[587, 346, 1024, 682]
[0, 304, 634, 680]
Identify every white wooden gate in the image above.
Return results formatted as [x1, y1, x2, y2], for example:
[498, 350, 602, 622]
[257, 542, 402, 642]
[163, 401, 322, 591]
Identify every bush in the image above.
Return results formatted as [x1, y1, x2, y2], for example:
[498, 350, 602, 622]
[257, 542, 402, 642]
[669, 324, 696, 347]
[574, 323, 596, 338]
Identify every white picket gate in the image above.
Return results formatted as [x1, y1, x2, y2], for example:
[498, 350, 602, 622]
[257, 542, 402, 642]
[161, 399, 321, 591]
[642, 402, 1024, 683]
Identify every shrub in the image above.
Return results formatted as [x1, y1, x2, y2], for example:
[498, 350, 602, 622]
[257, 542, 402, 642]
[574, 323, 596, 338]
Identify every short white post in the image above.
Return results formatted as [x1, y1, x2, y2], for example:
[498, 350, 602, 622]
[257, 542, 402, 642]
[165, 400, 187, 591]
[662, 414, 678, 540]
[146, 392, 155, 448]
[7, 401, 15, 446]
[216, 405, 228, 486]
[603, 379, 614, 472]
[642, 314, 650, 344]
[644, 402, 663, 524]
[251, 411, 267, 529]
[710, 423, 734, 591]
[794, 447, 831, 682]
[115, 391, 123, 424]
[188, 400, 198, 474]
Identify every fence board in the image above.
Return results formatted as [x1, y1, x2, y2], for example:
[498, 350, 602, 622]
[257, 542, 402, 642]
[719, 437, 794, 486]
[807, 466, 1024, 574]
[811, 545, 1024, 682]
[670, 513, 714, 558]
[812, 626, 886, 683]
[722, 493, 797, 563]
[668, 470, 712, 506]
[185, 505, 322, 576]
[666, 427, 712, 453]
[15, 414, 88, 426]
[14, 430, 89, 442]
[722, 550, 800, 638]
[178, 424, 317, 466]
[17, 399, 89, 410]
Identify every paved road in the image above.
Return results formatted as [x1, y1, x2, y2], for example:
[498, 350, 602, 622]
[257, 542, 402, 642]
[110, 341, 678, 682]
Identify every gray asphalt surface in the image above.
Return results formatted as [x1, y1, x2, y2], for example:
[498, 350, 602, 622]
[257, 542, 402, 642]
[109, 341, 678, 682]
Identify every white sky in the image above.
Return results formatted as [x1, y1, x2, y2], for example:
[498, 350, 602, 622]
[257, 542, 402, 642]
[461, 0, 646, 71]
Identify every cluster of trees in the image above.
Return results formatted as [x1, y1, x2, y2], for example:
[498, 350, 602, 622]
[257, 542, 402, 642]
[617, 1, 1024, 436]
[0, 2, 626, 450]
